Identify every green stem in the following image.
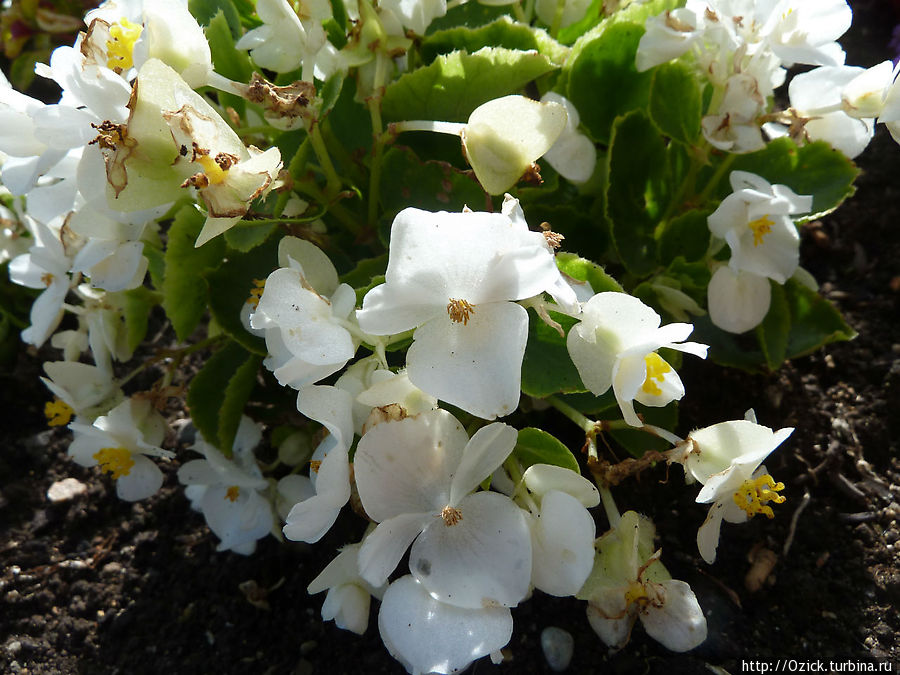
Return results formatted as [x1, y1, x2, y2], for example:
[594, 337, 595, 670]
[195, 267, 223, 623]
[697, 152, 737, 204]
[545, 395, 597, 434]
[308, 123, 342, 199]
[367, 53, 389, 228]
[598, 484, 621, 528]
[274, 137, 311, 218]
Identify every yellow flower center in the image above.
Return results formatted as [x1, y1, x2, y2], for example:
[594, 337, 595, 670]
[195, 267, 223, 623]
[106, 18, 143, 71]
[441, 505, 463, 526]
[93, 447, 135, 480]
[225, 485, 241, 502]
[247, 278, 266, 308]
[748, 214, 774, 246]
[195, 154, 229, 185]
[733, 473, 786, 519]
[640, 352, 671, 397]
[624, 581, 648, 606]
[40, 272, 55, 287]
[446, 298, 475, 325]
[45, 398, 74, 427]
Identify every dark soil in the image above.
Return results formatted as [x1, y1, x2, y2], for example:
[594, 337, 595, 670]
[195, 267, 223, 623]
[2, 2, 899, 674]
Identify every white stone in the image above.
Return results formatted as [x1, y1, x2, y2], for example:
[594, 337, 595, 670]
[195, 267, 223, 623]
[46, 477, 87, 503]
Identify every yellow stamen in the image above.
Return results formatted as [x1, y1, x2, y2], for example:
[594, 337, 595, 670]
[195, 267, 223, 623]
[640, 352, 672, 397]
[93, 447, 135, 480]
[441, 505, 463, 526]
[106, 18, 143, 71]
[624, 581, 648, 606]
[309, 460, 322, 474]
[45, 398, 74, 427]
[733, 473, 786, 519]
[40, 272, 55, 287]
[195, 154, 229, 185]
[748, 215, 774, 246]
[247, 278, 266, 308]
[225, 485, 240, 502]
[446, 298, 475, 325]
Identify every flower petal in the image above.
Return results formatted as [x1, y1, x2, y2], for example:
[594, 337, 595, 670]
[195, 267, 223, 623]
[379, 575, 513, 675]
[640, 579, 707, 651]
[407, 303, 528, 420]
[410, 491, 532, 609]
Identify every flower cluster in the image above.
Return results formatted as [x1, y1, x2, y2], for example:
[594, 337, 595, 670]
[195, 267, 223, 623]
[0, 0, 881, 671]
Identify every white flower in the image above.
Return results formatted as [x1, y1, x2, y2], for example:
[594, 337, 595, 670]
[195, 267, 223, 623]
[540, 92, 597, 184]
[250, 237, 358, 390]
[636, 8, 706, 72]
[380, 0, 447, 35]
[841, 60, 900, 123]
[282, 384, 355, 543]
[708, 170, 812, 283]
[535, 0, 591, 30]
[578, 511, 707, 652]
[67, 397, 172, 501]
[178, 417, 274, 555]
[234, 0, 335, 81]
[307, 543, 387, 635]
[763, 0, 851, 68]
[356, 199, 568, 419]
[523, 464, 599, 597]
[566, 292, 708, 427]
[680, 418, 793, 563]
[461, 95, 567, 195]
[701, 73, 766, 153]
[8, 216, 72, 347]
[354, 409, 531, 608]
[41, 361, 122, 426]
[378, 575, 512, 675]
[83, 0, 212, 87]
[764, 65, 874, 159]
[707, 265, 772, 334]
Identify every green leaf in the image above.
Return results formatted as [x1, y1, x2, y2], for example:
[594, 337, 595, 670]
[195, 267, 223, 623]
[690, 314, 765, 371]
[556, 0, 605, 44]
[205, 237, 277, 355]
[558, 390, 618, 415]
[144, 244, 166, 291]
[649, 62, 702, 144]
[422, 17, 567, 66]
[605, 110, 666, 276]
[186, 341, 262, 453]
[379, 146, 489, 219]
[319, 71, 345, 118]
[206, 10, 253, 80]
[558, 0, 681, 45]
[189, 0, 241, 35]
[555, 252, 623, 293]
[720, 138, 860, 220]
[427, 3, 511, 33]
[658, 209, 711, 265]
[162, 206, 226, 341]
[756, 281, 789, 370]
[783, 279, 856, 359]
[340, 254, 388, 289]
[224, 222, 277, 252]
[566, 22, 652, 144]
[382, 47, 557, 123]
[514, 427, 580, 473]
[9, 50, 47, 92]
[521, 310, 586, 398]
[121, 286, 160, 355]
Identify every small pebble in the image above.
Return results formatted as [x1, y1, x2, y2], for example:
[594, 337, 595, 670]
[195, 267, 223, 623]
[47, 478, 87, 503]
[541, 626, 574, 672]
